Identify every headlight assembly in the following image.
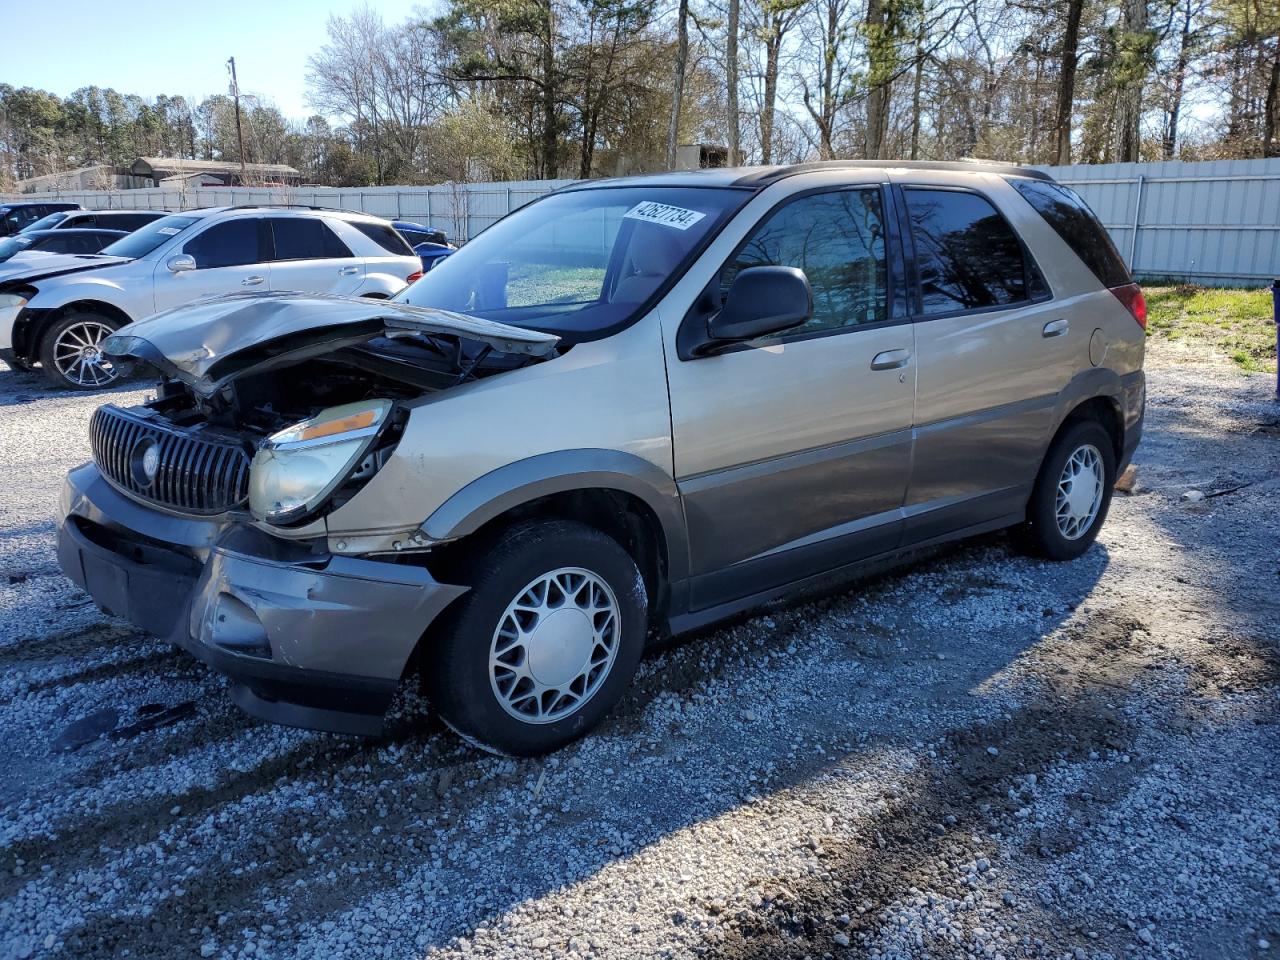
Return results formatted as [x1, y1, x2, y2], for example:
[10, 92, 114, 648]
[0, 293, 28, 309]
[249, 399, 392, 524]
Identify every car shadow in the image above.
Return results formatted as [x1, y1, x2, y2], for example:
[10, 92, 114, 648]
[34, 534, 1116, 958]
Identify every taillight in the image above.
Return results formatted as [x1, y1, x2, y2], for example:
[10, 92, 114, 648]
[406, 271, 423, 285]
[1110, 282, 1146, 329]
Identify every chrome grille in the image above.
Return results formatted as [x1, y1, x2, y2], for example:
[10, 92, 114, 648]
[89, 405, 252, 515]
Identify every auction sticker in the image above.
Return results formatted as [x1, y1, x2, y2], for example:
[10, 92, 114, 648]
[623, 201, 706, 231]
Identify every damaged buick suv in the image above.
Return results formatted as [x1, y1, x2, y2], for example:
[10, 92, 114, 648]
[58, 161, 1146, 755]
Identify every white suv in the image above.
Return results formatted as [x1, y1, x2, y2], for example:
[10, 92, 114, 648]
[0, 206, 422, 389]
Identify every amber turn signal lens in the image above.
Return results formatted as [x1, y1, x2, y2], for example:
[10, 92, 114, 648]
[296, 408, 380, 442]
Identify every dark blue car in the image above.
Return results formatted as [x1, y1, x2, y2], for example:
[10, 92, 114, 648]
[392, 220, 456, 273]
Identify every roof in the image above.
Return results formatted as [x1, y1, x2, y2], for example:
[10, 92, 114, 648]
[132, 157, 301, 177]
[565, 159, 1055, 191]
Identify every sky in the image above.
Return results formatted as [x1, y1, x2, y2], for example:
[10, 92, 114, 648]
[1, 0, 429, 121]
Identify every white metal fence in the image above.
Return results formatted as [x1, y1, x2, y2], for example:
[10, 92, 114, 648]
[1036, 158, 1280, 285]
[0, 180, 578, 244]
[6, 159, 1279, 284]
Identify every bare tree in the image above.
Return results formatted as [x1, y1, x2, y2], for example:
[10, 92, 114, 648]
[727, 0, 742, 163]
[1054, 0, 1085, 164]
[668, 0, 692, 168]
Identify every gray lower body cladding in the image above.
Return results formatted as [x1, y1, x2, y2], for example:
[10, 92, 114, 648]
[57, 464, 467, 735]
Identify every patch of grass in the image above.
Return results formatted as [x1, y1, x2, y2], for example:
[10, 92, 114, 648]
[1143, 284, 1277, 374]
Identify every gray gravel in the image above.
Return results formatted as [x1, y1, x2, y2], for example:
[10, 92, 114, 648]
[0, 339, 1277, 960]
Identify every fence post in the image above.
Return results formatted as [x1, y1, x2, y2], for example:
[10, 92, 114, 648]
[1128, 174, 1145, 270]
[1272, 278, 1279, 400]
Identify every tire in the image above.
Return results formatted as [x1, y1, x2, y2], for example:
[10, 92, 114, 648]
[424, 520, 648, 756]
[37, 312, 124, 390]
[1015, 419, 1117, 561]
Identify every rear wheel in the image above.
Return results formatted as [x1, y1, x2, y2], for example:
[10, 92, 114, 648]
[424, 520, 648, 756]
[1015, 419, 1116, 561]
[38, 312, 123, 390]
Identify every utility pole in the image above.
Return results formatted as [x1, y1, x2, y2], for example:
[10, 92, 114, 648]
[226, 56, 248, 184]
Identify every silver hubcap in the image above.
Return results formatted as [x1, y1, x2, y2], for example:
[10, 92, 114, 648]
[1055, 443, 1104, 540]
[489, 567, 620, 724]
[54, 321, 118, 387]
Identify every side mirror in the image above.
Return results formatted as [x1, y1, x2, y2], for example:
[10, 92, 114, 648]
[166, 254, 196, 274]
[706, 266, 812, 346]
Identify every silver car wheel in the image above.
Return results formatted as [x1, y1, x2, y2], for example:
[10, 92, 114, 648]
[1055, 443, 1104, 540]
[53, 320, 119, 387]
[489, 566, 620, 724]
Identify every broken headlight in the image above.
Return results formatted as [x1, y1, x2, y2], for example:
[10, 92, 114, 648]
[249, 399, 392, 524]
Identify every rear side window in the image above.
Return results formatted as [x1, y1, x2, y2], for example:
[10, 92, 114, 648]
[724, 188, 888, 333]
[270, 217, 353, 260]
[1007, 177, 1130, 288]
[100, 212, 161, 231]
[184, 219, 263, 269]
[904, 188, 1040, 315]
[352, 221, 415, 256]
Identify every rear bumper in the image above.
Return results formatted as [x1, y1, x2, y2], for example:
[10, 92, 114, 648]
[57, 464, 467, 735]
[1119, 369, 1145, 472]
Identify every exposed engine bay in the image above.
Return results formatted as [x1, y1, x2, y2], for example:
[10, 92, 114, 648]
[141, 332, 546, 437]
[95, 295, 562, 526]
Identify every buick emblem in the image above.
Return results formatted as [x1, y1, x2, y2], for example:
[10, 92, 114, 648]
[130, 439, 161, 487]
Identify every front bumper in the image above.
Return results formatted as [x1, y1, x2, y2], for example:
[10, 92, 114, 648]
[0, 303, 22, 352]
[57, 464, 467, 735]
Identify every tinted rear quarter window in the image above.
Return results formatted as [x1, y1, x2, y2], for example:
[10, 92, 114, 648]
[352, 221, 415, 256]
[1006, 178, 1130, 288]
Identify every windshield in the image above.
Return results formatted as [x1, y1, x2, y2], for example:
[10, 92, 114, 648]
[100, 214, 202, 259]
[396, 186, 749, 339]
[21, 212, 70, 233]
[0, 235, 36, 263]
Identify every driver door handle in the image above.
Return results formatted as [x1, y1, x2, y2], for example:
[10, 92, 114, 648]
[870, 348, 911, 370]
[241, 275, 265, 286]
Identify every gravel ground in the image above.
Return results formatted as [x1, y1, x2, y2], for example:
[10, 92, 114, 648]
[0, 339, 1277, 960]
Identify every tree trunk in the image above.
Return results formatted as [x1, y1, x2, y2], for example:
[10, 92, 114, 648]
[910, 14, 925, 161]
[1054, 0, 1084, 165]
[667, 0, 690, 169]
[1162, 0, 1194, 159]
[727, 0, 741, 165]
[1117, 0, 1147, 162]
[541, 0, 559, 179]
[761, 29, 780, 164]
[864, 0, 892, 159]
[1264, 37, 1280, 157]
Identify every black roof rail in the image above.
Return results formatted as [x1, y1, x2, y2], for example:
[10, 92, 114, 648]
[217, 203, 371, 215]
[733, 158, 1056, 187]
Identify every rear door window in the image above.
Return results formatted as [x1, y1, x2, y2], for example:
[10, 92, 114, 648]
[269, 217, 353, 260]
[101, 212, 160, 231]
[723, 188, 889, 334]
[1006, 177, 1130, 288]
[183, 218, 264, 269]
[904, 188, 1042, 315]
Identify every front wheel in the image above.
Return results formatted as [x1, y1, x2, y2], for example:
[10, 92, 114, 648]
[1015, 419, 1116, 561]
[37, 312, 124, 390]
[424, 520, 648, 756]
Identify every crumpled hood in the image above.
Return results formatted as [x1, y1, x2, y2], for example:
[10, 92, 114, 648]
[0, 252, 131, 287]
[104, 291, 560, 396]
